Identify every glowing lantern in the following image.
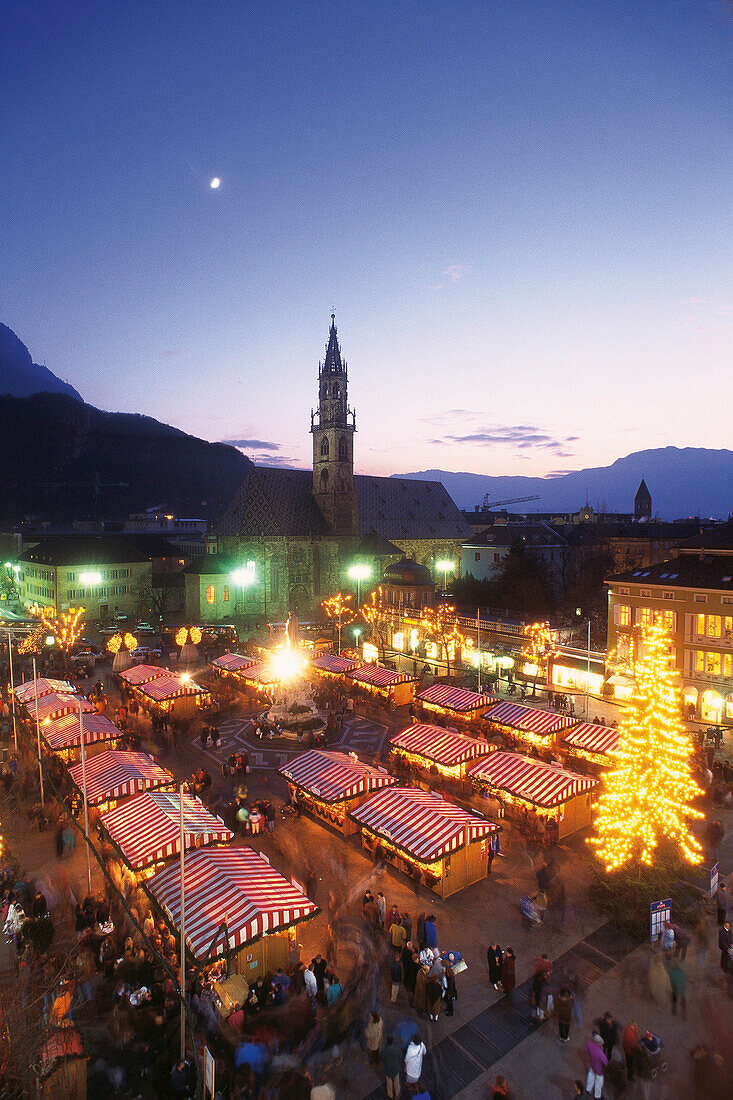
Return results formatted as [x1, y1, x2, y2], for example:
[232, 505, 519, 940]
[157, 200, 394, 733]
[175, 627, 188, 647]
[123, 632, 137, 651]
[189, 626, 202, 645]
[107, 634, 122, 654]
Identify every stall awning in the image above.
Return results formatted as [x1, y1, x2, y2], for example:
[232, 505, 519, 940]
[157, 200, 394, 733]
[210, 653, 256, 673]
[484, 700, 575, 736]
[312, 653, 359, 674]
[101, 791, 233, 869]
[14, 678, 74, 704]
[69, 750, 174, 805]
[350, 786, 498, 862]
[239, 661, 280, 685]
[469, 752, 598, 807]
[279, 749, 396, 802]
[149, 847, 318, 963]
[119, 664, 168, 686]
[138, 674, 207, 703]
[26, 693, 95, 723]
[347, 665, 418, 689]
[563, 721, 619, 758]
[42, 712, 122, 752]
[390, 723, 492, 768]
[417, 683, 496, 713]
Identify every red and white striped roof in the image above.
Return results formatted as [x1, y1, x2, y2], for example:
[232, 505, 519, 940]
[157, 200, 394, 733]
[27, 693, 95, 722]
[417, 683, 496, 713]
[279, 749, 396, 802]
[563, 721, 620, 758]
[390, 723, 493, 768]
[149, 847, 318, 963]
[347, 664, 418, 689]
[119, 664, 168, 686]
[42, 712, 122, 752]
[101, 791, 233, 869]
[350, 786, 498, 862]
[137, 673, 207, 703]
[312, 653, 359, 675]
[469, 752, 598, 807]
[484, 700, 575, 736]
[14, 678, 74, 704]
[239, 661, 280, 685]
[210, 653, 255, 673]
[69, 751, 174, 805]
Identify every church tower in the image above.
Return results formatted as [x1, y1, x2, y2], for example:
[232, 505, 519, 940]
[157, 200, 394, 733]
[311, 314, 358, 534]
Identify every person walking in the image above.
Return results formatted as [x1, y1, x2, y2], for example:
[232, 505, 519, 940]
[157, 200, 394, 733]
[404, 1033, 426, 1093]
[444, 964, 457, 1017]
[414, 964, 429, 1017]
[599, 1011, 618, 1062]
[381, 1034, 402, 1100]
[556, 986, 573, 1042]
[403, 947, 419, 1006]
[585, 1032, 608, 1099]
[718, 920, 732, 972]
[365, 1011, 384, 1064]
[487, 942, 503, 989]
[426, 972, 442, 1022]
[390, 954, 402, 1004]
[668, 958, 687, 1018]
[622, 1020, 640, 1082]
[424, 914, 438, 951]
[390, 917, 407, 955]
[715, 882, 728, 926]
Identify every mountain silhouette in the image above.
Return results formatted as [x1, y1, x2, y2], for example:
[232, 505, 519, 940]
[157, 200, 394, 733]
[0, 322, 83, 401]
[395, 448, 733, 520]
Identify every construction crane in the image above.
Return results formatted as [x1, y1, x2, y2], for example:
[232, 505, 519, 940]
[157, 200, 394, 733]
[482, 494, 541, 508]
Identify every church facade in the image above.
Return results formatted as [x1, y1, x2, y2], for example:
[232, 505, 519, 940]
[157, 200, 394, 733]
[185, 316, 471, 622]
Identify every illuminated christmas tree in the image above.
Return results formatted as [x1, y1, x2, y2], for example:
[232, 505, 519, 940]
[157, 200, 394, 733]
[589, 621, 703, 871]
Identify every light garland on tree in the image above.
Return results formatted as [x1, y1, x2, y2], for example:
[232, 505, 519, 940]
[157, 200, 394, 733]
[589, 621, 704, 871]
[321, 592, 356, 626]
[32, 606, 86, 656]
[18, 627, 45, 656]
[107, 631, 138, 654]
[175, 626, 202, 647]
[520, 622, 558, 681]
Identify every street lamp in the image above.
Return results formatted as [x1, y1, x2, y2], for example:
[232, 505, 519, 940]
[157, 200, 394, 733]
[79, 571, 103, 620]
[436, 559, 454, 595]
[232, 564, 256, 622]
[353, 626, 362, 652]
[348, 564, 371, 606]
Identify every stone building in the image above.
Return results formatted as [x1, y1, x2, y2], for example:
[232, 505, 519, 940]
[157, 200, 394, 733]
[186, 315, 470, 621]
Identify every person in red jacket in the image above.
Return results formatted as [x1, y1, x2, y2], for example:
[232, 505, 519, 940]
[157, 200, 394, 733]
[622, 1019, 641, 1082]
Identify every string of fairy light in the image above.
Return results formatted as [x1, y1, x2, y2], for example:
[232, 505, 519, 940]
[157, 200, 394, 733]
[589, 621, 704, 871]
[33, 605, 86, 654]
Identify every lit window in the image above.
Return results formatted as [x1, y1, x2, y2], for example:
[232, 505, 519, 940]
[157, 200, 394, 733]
[725, 617, 733, 640]
[617, 605, 631, 627]
[706, 652, 721, 675]
[206, 585, 215, 604]
[696, 613, 705, 635]
[707, 615, 721, 638]
[725, 654, 732, 677]
[222, 586, 229, 602]
[695, 651, 705, 673]
[640, 608, 652, 626]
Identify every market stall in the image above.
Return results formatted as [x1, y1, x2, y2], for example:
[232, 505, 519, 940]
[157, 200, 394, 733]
[483, 700, 576, 751]
[279, 748, 396, 834]
[24, 692, 95, 724]
[468, 751, 598, 840]
[346, 664, 418, 707]
[41, 712, 122, 761]
[311, 652, 359, 680]
[118, 664, 168, 687]
[350, 786, 499, 898]
[148, 846, 319, 980]
[235, 660, 281, 702]
[100, 790, 233, 874]
[209, 653, 256, 677]
[121, 670, 211, 720]
[562, 721, 620, 771]
[415, 683, 496, 726]
[13, 677, 75, 705]
[389, 722, 494, 780]
[69, 750, 175, 810]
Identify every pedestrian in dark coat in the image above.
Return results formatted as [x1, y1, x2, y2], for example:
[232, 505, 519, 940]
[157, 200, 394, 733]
[599, 1011, 618, 1061]
[501, 947, 516, 995]
[444, 965, 457, 1017]
[556, 986, 573, 1042]
[414, 965, 429, 1016]
[718, 921, 732, 971]
[416, 913, 427, 950]
[487, 943, 503, 988]
[403, 948, 419, 1005]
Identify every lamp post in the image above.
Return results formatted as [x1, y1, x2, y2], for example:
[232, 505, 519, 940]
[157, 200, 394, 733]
[353, 626, 362, 655]
[436, 559, 454, 595]
[2, 629, 18, 751]
[348, 564, 371, 608]
[576, 608, 592, 717]
[79, 700, 92, 895]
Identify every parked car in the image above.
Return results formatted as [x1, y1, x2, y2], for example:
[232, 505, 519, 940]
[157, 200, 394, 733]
[99, 625, 120, 636]
[130, 646, 162, 664]
[135, 622, 156, 635]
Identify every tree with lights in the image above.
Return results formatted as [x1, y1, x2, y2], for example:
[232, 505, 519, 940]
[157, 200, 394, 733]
[321, 592, 356, 654]
[32, 606, 85, 673]
[420, 604, 465, 678]
[359, 591, 397, 663]
[589, 621, 704, 872]
[520, 621, 557, 696]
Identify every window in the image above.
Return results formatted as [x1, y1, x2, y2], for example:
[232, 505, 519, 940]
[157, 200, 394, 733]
[206, 585, 215, 604]
[338, 436, 348, 460]
[333, 381, 340, 397]
[662, 609, 676, 631]
[320, 437, 329, 457]
[706, 652, 721, 675]
[639, 608, 652, 626]
[494, 553, 500, 563]
[695, 651, 705, 673]
[474, 552, 480, 562]
[222, 586, 229, 602]
[320, 468, 329, 488]
[694, 594, 707, 603]
[723, 597, 733, 605]
[707, 615, 721, 638]
[725, 617, 733, 641]
[640, 589, 651, 598]
[615, 605, 631, 627]
[725, 654, 732, 678]
[663, 591, 674, 600]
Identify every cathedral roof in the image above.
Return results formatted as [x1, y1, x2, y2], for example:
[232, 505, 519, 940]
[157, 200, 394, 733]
[217, 469, 472, 541]
[322, 313, 344, 374]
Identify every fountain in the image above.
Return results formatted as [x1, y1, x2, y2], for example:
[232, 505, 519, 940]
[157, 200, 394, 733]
[263, 612, 327, 741]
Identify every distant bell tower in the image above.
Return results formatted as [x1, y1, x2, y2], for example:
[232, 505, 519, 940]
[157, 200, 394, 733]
[311, 313, 358, 534]
[635, 478, 652, 521]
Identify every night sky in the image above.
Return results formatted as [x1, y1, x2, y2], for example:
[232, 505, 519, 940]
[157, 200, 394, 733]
[2, 1, 731, 477]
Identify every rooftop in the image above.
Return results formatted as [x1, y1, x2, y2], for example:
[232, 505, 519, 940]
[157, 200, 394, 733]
[608, 552, 733, 592]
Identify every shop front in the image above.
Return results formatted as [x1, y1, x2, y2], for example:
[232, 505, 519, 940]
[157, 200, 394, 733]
[131, 671, 211, 720]
[279, 748, 396, 835]
[148, 847, 319, 982]
[415, 683, 496, 727]
[549, 653, 605, 697]
[389, 722, 494, 781]
[350, 786, 499, 898]
[562, 721, 619, 772]
[209, 653, 256, 680]
[69, 750, 175, 811]
[13, 677, 75, 705]
[469, 751, 598, 840]
[42, 711, 123, 762]
[483, 700, 576, 752]
[310, 652, 359, 681]
[346, 664, 418, 707]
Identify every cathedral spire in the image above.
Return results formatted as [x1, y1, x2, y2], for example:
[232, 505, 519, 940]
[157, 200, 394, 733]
[322, 312, 345, 374]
